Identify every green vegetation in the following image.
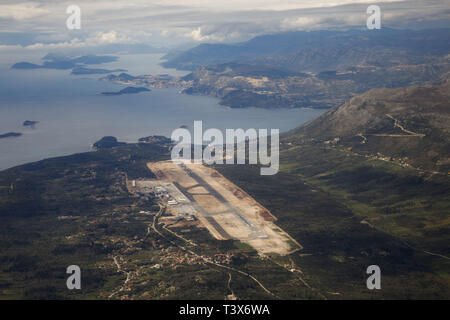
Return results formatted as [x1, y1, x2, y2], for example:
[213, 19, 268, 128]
[0, 143, 321, 300]
[213, 137, 450, 299]
[0, 94, 448, 299]
[0, 144, 168, 299]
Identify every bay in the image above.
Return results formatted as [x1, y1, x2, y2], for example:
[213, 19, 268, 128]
[0, 53, 323, 170]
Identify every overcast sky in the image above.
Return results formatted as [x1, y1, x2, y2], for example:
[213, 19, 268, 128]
[0, 0, 449, 52]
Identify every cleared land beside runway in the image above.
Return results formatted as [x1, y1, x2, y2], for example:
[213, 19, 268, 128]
[145, 161, 301, 255]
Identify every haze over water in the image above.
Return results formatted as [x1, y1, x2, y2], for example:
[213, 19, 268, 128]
[0, 53, 323, 171]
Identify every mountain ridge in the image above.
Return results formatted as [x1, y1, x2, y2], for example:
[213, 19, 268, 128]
[284, 78, 450, 173]
[162, 28, 450, 72]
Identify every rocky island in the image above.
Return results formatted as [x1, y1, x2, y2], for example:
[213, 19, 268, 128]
[93, 136, 127, 149]
[12, 54, 119, 71]
[23, 120, 39, 127]
[71, 67, 126, 75]
[0, 132, 22, 139]
[101, 86, 150, 95]
[101, 73, 183, 88]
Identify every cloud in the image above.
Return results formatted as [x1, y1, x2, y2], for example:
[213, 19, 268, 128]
[181, 0, 450, 41]
[189, 28, 212, 41]
[116, 0, 404, 12]
[187, 25, 249, 42]
[86, 31, 137, 45]
[279, 8, 367, 30]
[0, 2, 49, 20]
[0, 0, 448, 49]
[0, 30, 140, 51]
[281, 17, 323, 30]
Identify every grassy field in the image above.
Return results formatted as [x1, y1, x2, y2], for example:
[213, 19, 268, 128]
[213, 139, 450, 299]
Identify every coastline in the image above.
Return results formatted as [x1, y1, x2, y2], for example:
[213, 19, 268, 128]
[0, 53, 323, 171]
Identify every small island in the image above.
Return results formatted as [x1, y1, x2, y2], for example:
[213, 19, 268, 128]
[11, 62, 42, 69]
[71, 67, 126, 75]
[93, 136, 127, 149]
[23, 120, 39, 127]
[101, 86, 150, 96]
[12, 54, 119, 71]
[0, 132, 22, 139]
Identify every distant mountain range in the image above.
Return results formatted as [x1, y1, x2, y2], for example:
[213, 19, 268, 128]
[162, 28, 450, 72]
[155, 28, 450, 109]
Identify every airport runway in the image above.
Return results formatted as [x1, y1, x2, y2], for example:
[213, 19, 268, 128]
[174, 163, 265, 239]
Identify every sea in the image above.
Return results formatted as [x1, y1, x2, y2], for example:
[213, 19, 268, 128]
[0, 52, 323, 170]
